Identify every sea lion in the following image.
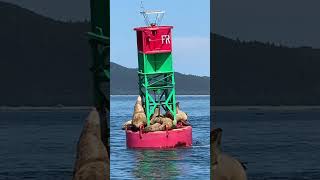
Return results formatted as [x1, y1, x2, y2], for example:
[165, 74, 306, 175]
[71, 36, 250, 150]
[143, 122, 162, 132]
[165, 102, 190, 126]
[159, 117, 173, 131]
[176, 102, 188, 120]
[150, 116, 162, 125]
[73, 108, 109, 180]
[132, 96, 147, 129]
[164, 110, 174, 120]
[122, 120, 132, 130]
[150, 107, 162, 125]
[211, 128, 247, 180]
[151, 107, 161, 120]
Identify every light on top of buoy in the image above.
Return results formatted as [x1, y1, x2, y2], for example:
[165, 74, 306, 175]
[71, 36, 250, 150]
[140, 10, 165, 27]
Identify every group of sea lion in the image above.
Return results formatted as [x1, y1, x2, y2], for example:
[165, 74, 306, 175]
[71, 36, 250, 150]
[211, 128, 247, 180]
[122, 96, 191, 132]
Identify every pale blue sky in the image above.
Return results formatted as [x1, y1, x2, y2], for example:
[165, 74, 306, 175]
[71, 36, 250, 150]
[111, 0, 210, 76]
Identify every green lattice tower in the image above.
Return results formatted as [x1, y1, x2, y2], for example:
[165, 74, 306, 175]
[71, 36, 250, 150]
[134, 26, 177, 127]
[88, 0, 109, 151]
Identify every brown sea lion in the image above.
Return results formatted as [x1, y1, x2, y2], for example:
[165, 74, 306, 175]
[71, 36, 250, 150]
[176, 102, 188, 120]
[164, 110, 174, 120]
[121, 120, 132, 130]
[150, 107, 162, 125]
[165, 102, 190, 126]
[132, 96, 147, 129]
[159, 117, 173, 131]
[150, 116, 162, 125]
[73, 108, 109, 180]
[211, 128, 247, 180]
[143, 122, 162, 132]
[151, 107, 161, 120]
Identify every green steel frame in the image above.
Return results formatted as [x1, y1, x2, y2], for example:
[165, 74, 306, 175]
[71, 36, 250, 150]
[137, 53, 177, 126]
[88, 0, 109, 150]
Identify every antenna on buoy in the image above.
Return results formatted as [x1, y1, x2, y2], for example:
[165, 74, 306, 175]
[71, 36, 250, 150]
[140, 1, 145, 11]
[140, 1, 165, 26]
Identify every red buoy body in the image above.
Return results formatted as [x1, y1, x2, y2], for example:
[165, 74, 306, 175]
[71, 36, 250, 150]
[134, 26, 173, 54]
[126, 126, 192, 149]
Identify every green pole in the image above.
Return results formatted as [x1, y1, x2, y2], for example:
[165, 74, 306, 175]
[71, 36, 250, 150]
[137, 52, 177, 126]
[88, 0, 110, 152]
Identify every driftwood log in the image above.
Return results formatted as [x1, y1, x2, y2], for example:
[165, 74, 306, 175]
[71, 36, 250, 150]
[73, 108, 109, 180]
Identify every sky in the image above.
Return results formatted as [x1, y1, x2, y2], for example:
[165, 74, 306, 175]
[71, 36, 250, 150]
[111, 0, 210, 76]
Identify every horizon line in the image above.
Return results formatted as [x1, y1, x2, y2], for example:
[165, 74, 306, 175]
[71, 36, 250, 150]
[110, 61, 211, 78]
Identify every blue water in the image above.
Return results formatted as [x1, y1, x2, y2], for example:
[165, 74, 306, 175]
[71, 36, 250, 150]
[110, 95, 210, 180]
[216, 110, 320, 180]
[4, 101, 319, 179]
[1, 110, 89, 180]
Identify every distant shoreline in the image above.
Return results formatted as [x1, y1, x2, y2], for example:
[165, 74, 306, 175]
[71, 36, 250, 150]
[2, 105, 320, 112]
[0, 106, 92, 111]
[111, 95, 210, 97]
[213, 106, 320, 111]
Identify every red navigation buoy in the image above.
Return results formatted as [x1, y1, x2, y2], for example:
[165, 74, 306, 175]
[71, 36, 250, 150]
[126, 126, 192, 149]
[125, 9, 192, 149]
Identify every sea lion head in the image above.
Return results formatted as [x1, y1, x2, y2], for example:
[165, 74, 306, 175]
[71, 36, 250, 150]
[121, 120, 132, 130]
[211, 128, 223, 171]
[165, 111, 174, 120]
[179, 119, 191, 126]
[176, 102, 181, 112]
[151, 107, 161, 120]
[211, 128, 223, 147]
[137, 95, 142, 103]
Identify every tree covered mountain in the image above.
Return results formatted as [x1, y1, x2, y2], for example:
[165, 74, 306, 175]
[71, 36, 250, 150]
[212, 33, 320, 105]
[0, 1, 92, 106]
[0, 2, 208, 106]
[110, 62, 210, 95]
[2, 1, 320, 105]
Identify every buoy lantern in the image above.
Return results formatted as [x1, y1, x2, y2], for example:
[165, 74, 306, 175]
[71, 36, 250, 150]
[124, 10, 192, 149]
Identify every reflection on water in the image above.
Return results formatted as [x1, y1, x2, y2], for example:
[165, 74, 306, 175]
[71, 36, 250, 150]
[133, 150, 180, 179]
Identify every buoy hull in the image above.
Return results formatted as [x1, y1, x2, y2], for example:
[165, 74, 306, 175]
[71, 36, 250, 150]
[126, 126, 192, 149]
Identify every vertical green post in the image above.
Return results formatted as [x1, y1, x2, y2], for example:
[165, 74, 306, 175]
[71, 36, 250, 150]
[88, 0, 110, 151]
[137, 53, 177, 126]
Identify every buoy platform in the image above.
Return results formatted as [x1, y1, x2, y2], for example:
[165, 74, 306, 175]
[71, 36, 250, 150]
[126, 126, 192, 149]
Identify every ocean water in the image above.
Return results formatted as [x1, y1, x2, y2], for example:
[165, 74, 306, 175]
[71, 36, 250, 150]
[4, 100, 319, 179]
[1, 110, 89, 180]
[110, 95, 210, 180]
[216, 110, 320, 180]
